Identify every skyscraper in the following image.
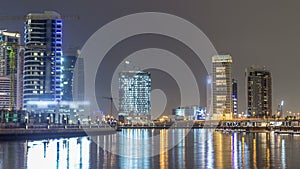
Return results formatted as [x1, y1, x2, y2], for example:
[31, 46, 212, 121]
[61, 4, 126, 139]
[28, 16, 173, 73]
[0, 30, 21, 110]
[23, 11, 63, 108]
[73, 50, 84, 102]
[212, 55, 233, 120]
[246, 66, 272, 117]
[16, 48, 25, 110]
[232, 79, 238, 117]
[62, 48, 78, 101]
[119, 71, 151, 120]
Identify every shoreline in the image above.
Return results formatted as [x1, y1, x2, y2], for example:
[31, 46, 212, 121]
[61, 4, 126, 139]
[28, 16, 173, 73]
[1, 123, 300, 140]
[0, 127, 116, 141]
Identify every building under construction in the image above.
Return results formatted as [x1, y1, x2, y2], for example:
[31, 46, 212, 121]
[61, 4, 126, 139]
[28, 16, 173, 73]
[0, 30, 23, 111]
[0, 30, 25, 123]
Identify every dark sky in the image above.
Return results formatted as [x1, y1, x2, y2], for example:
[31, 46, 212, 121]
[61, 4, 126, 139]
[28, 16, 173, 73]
[1, 0, 300, 114]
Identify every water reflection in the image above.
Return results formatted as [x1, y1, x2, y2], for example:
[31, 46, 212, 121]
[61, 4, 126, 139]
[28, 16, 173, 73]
[159, 130, 168, 169]
[1, 129, 300, 169]
[26, 137, 90, 169]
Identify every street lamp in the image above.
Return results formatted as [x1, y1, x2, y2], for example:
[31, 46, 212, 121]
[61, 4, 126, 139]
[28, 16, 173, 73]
[276, 111, 280, 121]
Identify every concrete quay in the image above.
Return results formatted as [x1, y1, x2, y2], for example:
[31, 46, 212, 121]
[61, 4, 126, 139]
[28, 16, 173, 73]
[0, 124, 116, 140]
[215, 119, 300, 134]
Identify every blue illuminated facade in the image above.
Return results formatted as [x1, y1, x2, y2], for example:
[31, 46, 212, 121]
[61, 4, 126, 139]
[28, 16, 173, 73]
[23, 11, 63, 108]
[232, 79, 238, 117]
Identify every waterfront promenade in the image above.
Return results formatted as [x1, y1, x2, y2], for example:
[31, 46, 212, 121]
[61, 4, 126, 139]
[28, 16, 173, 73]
[119, 119, 300, 134]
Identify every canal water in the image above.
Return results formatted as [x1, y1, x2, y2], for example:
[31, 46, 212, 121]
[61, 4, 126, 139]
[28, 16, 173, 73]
[0, 129, 299, 169]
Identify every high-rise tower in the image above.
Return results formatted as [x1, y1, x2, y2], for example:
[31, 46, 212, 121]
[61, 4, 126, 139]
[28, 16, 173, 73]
[0, 30, 21, 110]
[232, 79, 238, 117]
[24, 11, 63, 108]
[212, 55, 233, 120]
[62, 48, 78, 101]
[119, 71, 151, 120]
[246, 66, 272, 117]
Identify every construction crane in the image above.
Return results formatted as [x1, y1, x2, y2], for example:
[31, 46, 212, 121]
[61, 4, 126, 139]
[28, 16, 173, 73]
[101, 96, 117, 118]
[8, 46, 15, 110]
[0, 15, 80, 21]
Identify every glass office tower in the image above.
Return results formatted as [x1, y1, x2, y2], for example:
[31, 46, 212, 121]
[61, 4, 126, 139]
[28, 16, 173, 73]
[119, 71, 151, 120]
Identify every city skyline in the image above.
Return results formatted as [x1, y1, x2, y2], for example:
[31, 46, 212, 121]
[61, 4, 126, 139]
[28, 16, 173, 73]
[0, 1, 299, 113]
[0, 2, 299, 169]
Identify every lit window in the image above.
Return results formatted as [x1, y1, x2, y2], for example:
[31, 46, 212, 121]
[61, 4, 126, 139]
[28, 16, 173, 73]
[216, 74, 226, 78]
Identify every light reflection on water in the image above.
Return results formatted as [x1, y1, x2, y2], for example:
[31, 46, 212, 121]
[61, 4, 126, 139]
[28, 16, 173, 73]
[1, 129, 300, 169]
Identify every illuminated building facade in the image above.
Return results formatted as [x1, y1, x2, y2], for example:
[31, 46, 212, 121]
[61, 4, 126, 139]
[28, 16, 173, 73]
[172, 106, 206, 120]
[246, 66, 272, 117]
[0, 30, 22, 110]
[0, 77, 10, 109]
[118, 71, 151, 119]
[24, 11, 63, 108]
[232, 79, 238, 117]
[212, 55, 233, 119]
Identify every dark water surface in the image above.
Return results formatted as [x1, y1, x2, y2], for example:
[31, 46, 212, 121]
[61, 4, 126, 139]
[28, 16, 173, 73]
[0, 129, 299, 169]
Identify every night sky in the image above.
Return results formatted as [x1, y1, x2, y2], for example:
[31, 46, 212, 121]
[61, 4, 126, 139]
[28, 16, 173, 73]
[1, 0, 300, 114]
